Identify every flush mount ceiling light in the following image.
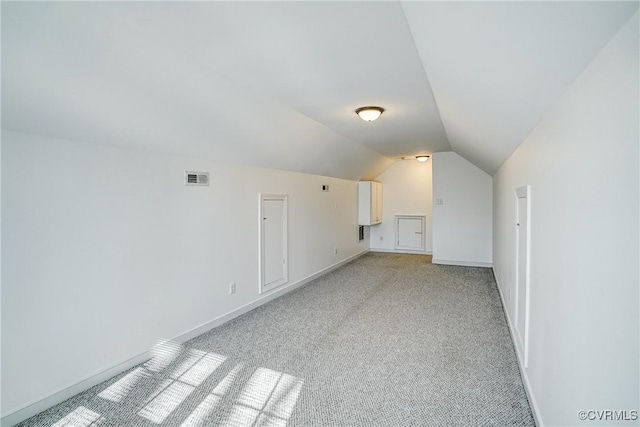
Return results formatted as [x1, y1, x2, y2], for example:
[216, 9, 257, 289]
[416, 155, 430, 162]
[355, 106, 384, 122]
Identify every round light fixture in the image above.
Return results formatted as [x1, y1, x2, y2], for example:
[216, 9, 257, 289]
[416, 155, 430, 162]
[355, 106, 384, 122]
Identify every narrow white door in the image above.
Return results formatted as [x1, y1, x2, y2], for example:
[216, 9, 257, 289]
[515, 186, 530, 367]
[396, 216, 425, 251]
[260, 195, 288, 292]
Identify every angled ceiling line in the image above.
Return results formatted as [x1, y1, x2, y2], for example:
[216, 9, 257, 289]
[493, 8, 640, 177]
[399, 1, 452, 155]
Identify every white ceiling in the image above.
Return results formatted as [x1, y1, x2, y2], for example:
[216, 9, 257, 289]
[403, 1, 639, 173]
[2, 2, 638, 179]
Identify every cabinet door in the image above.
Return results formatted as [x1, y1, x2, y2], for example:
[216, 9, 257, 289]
[358, 181, 382, 226]
[376, 182, 383, 223]
[371, 182, 382, 224]
[358, 182, 372, 225]
[370, 182, 376, 223]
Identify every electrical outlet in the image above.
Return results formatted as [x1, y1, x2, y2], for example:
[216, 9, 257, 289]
[334, 247, 338, 255]
[508, 288, 511, 301]
[436, 198, 444, 205]
[229, 282, 236, 295]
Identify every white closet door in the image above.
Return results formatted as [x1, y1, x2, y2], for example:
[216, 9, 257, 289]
[515, 186, 531, 368]
[396, 216, 424, 250]
[260, 195, 288, 292]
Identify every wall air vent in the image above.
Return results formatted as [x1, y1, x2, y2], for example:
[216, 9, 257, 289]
[185, 171, 210, 186]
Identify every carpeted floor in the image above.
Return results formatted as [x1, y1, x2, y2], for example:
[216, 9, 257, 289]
[18, 253, 535, 426]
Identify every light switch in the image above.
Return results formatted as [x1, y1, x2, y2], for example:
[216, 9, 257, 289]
[436, 198, 444, 205]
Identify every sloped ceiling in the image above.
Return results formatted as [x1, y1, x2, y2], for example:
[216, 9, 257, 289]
[402, 1, 639, 174]
[2, 2, 638, 179]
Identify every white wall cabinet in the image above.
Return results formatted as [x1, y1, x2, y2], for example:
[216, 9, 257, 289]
[358, 181, 383, 225]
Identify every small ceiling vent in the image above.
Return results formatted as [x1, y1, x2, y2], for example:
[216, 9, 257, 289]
[185, 171, 209, 186]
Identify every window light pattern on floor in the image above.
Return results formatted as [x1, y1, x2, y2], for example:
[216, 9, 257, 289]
[97, 367, 152, 403]
[50, 406, 102, 427]
[179, 364, 243, 427]
[138, 349, 227, 423]
[223, 367, 304, 427]
[30, 340, 305, 427]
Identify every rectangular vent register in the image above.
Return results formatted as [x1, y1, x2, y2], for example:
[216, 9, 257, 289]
[185, 171, 210, 186]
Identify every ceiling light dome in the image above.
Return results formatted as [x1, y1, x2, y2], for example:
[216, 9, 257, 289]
[416, 155, 430, 162]
[355, 106, 384, 122]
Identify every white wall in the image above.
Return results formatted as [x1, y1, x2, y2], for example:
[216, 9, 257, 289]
[493, 12, 639, 427]
[432, 152, 492, 266]
[1, 130, 369, 420]
[370, 159, 432, 254]
[0, 134, 3, 415]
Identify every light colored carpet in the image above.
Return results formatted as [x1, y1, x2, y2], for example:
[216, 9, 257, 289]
[18, 253, 535, 426]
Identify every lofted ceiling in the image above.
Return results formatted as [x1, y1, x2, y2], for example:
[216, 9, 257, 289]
[2, 1, 638, 180]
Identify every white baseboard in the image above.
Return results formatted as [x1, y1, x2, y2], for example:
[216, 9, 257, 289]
[1, 249, 369, 427]
[432, 258, 493, 268]
[370, 248, 432, 255]
[493, 269, 543, 427]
